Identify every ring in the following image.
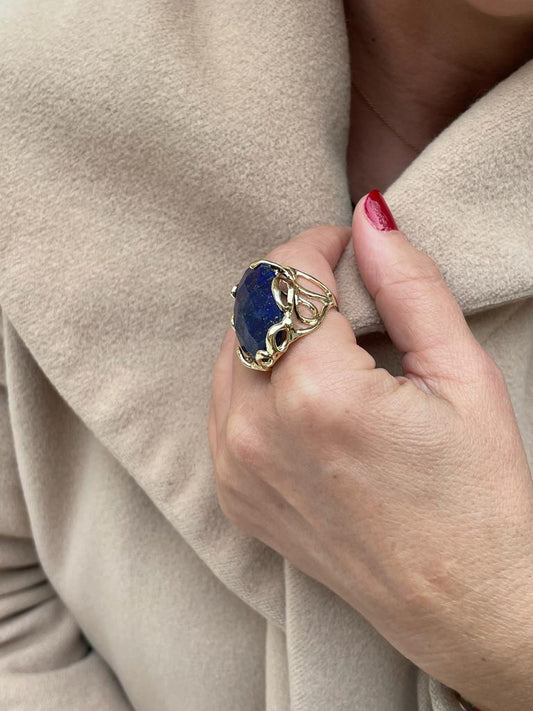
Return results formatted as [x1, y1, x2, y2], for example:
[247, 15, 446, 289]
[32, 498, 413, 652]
[230, 259, 338, 371]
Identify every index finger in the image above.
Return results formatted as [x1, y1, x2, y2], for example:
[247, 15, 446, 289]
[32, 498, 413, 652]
[261, 225, 376, 383]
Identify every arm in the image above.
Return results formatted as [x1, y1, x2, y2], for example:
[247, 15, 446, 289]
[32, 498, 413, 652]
[0, 321, 133, 711]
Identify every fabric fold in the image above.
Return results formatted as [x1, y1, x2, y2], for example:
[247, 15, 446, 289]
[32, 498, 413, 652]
[0, 1, 532, 709]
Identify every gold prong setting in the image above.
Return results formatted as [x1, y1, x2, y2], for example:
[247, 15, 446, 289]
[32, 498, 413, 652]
[231, 259, 337, 371]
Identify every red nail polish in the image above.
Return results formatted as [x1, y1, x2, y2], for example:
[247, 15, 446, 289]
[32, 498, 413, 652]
[364, 190, 398, 231]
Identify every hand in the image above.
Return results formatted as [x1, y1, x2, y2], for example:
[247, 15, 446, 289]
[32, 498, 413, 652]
[208, 191, 533, 711]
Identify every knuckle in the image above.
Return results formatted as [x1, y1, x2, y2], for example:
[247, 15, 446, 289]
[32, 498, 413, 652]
[275, 366, 397, 434]
[355, 368, 399, 401]
[214, 455, 244, 525]
[277, 367, 327, 425]
[216, 489, 247, 533]
[302, 224, 351, 247]
[383, 251, 443, 298]
[267, 243, 296, 267]
[418, 251, 442, 278]
[475, 350, 506, 388]
[410, 251, 442, 282]
[216, 486, 234, 521]
[267, 225, 349, 265]
[213, 448, 236, 491]
[225, 411, 263, 470]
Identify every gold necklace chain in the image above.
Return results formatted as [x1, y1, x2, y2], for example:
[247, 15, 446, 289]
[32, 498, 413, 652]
[350, 80, 421, 155]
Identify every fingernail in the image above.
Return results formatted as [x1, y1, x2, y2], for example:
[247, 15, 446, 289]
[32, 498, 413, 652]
[364, 190, 398, 232]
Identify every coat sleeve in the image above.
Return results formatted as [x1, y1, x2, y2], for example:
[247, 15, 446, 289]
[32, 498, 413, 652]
[0, 327, 134, 710]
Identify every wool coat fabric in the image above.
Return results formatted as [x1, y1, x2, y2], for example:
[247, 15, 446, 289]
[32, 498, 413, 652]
[0, 1, 532, 709]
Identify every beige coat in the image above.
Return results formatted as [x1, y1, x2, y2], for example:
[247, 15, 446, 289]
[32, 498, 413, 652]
[0, 1, 531, 709]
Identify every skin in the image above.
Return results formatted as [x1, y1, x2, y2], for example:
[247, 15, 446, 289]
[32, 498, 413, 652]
[209, 2, 533, 709]
[209, 207, 533, 711]
[466, 0, 533, 15]
[345, 0, 533, 196]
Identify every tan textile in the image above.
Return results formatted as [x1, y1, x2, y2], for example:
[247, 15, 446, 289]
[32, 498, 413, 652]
[0, 1, 531, 709]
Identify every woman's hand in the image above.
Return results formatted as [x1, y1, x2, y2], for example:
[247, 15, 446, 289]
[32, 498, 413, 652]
[208, 191, 533, 711]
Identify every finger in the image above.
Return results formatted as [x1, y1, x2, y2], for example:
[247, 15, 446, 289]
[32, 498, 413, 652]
[267, 224, 352, 302]
[352, 191, 482, 390]
[211, 329, 269, 460]
[262, 225, 375, 380]
[230, 325, 270, 410]
[210, 327, 236, 438]
[207, 406, 218, 459]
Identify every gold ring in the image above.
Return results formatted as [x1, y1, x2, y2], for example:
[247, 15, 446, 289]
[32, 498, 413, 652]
[230, 259, 338, 371]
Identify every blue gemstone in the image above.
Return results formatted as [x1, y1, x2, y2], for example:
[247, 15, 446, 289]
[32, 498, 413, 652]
[233, 263, 283, 358]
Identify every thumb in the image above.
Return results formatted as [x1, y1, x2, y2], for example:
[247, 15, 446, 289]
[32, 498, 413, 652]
[352, 190, 482, 391]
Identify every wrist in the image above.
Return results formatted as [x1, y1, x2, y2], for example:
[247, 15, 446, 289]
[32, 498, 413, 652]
[435, 559, 533, 711]
[382, 529, 533, 711]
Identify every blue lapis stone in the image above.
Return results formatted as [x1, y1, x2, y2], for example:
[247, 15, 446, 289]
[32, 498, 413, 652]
[233, 263, 283, 358]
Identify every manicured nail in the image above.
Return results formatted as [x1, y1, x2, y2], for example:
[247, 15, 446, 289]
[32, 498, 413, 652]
[364, 190, 398, 232]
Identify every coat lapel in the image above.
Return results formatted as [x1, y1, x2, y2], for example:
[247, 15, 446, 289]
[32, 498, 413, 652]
[0, 0, 531, 629]
[337, 59, 533, 334]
